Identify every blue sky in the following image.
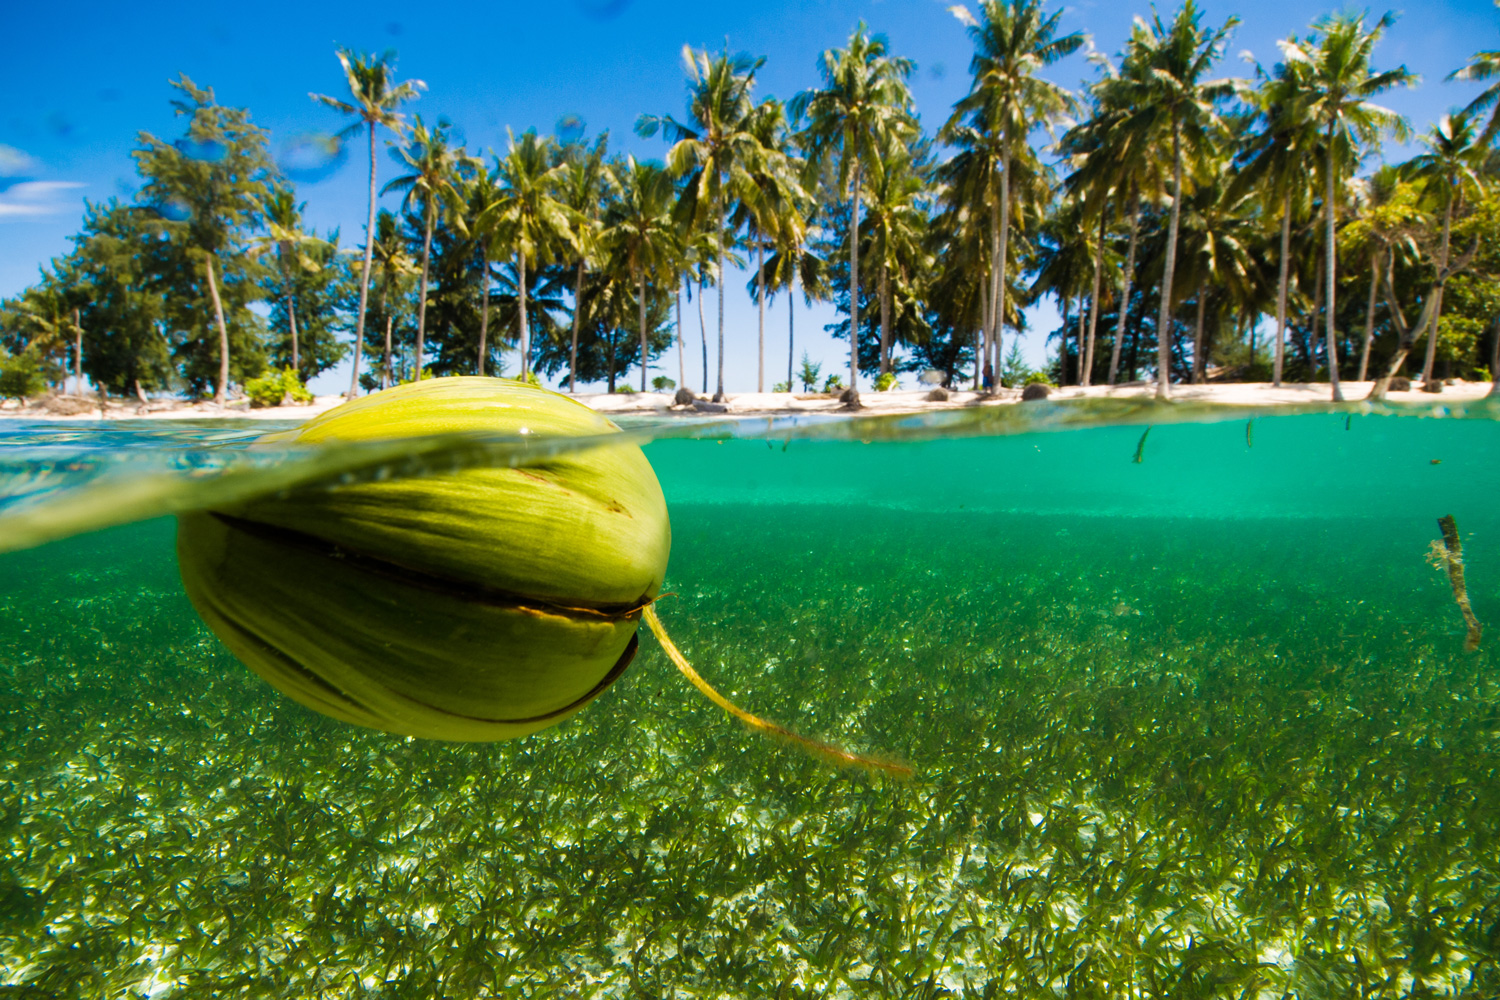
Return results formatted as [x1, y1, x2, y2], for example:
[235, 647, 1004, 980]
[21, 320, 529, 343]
[2, 0, 1496, 393]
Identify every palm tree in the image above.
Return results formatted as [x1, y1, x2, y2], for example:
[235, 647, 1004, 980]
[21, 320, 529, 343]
[462, 165, 504, 376]
[1449, 2, 1500, 146]
[383, 115, 472, 380]
[1405, 111, 1487, 388]
[311, 48, 424, 396]
[640, 46, 773, 400]
[735, 98, 805, 391]
[248, 187, 329, 376]
[481, 130, 577, 380]
[1117, 1, 1239, 399]
[1233, 49, 1320, 386]
[557, 134, 613, 391]
[367, 209, 417, 387]
[1030, 194, 1098, 383]
[860, 137, 930, 374]
[1280, 11, 1414, 400]
[944, 0, 1082, 392]
[791, 24, 916, 397]
[1175, 159, 1260, 382]
[604, 157, 680, 391]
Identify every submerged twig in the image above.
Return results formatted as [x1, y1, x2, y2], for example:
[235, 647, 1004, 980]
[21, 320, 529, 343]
[1436, 515, 1483, 652]
[1245, 420, 1253, 449]
[642, 605, 913, 778]
[1133, 426, 1151, 464]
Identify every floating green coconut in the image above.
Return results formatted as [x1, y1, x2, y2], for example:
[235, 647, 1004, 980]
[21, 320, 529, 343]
[177, 377, 906, 773]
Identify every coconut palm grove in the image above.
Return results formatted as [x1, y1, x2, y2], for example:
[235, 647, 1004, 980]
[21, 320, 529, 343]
[3, 0, 1500, 405]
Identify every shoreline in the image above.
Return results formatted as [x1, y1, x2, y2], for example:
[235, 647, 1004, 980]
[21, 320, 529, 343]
[1, 379, 1494, 422]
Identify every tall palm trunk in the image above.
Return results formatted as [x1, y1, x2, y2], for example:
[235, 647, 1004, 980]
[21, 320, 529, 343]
[1192, 286, 1207, 383]
[204, 254, 231, 406]
[787, 266, 796, 392]
[879, 264, 891, 375]
[414, 206, 434, 379]
[1072, 299, 1084, 385]
[477, 248, 490, 377]
[569, 261, 586, 392]
[993, 144, 1011, 389]
[1156, 124, 1184, 400]
[72, 308, 82, 396]
[1109, 193, 1139, 386]
[1324, 134, 1343, 402]
[756, 239, 766, 392]
[278, 247, 300, 373]
[639, 266, 649, 392]
[676, 284, 685, 391]
[1273, 193, 1292, 386]
[1488, 317, 1499, 398]
[517, 252, 530, 379]
[716, 200, 727, 400]
[383, 315, 393, 389]
[976, 266, 990, 391]
[1420, 197, 1454, 388]
[350, 120, 378, 398]
[1358, 251, 1379, 381]
[849, 157, 863, 394]
[1083, 210, 1106, 387]
[697, 277, 708, 394]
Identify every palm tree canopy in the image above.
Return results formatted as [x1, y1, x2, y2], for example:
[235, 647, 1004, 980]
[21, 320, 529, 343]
[603, 157, 681, 283]
[1449, 3, 1500, 144]
[310, 48, 426, 139]
[1278, 11, 1415, 175]
[479, 129, 579, 267]
[1404, 111, 1488, 213]
[382, 116, 474, 230]
[637, 46, 772, 231]
[789, 24, 918, 192]
[945, 0, 1085, 148]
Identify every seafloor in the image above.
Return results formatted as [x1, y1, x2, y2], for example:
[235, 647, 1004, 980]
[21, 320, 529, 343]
[0, 415, 1497, 998]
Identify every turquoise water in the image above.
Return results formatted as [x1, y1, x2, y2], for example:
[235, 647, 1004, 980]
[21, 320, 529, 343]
[1, 405, 1497, 997]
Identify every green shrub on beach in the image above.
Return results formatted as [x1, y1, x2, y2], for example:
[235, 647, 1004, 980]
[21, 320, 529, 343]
[244, 368, 314, 408]
[0, 353, 49, 403]
[822, 373, 844, 393]
[873, 371, 899, 392]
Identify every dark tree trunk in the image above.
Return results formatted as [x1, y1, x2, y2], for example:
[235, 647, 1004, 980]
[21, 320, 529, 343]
[570, 261, 586, 392]
[478, 248, 489, 377]
[1109, 191, 1139, 386]
[350, 119, 377, 399]
[204, 253, 231, 406]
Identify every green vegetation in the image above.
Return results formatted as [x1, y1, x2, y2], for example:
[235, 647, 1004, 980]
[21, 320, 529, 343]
[5, 3, 1500, 400]
[1, 487, 1495, 996]
[0, 351, 48, 403]
[243, 368, 314, 408]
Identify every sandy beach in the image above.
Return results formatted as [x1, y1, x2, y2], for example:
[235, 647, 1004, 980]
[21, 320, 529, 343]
[0, 379, 1494, 422]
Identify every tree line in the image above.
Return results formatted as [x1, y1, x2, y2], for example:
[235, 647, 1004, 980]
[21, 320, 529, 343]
[4, 0, 1500, 405]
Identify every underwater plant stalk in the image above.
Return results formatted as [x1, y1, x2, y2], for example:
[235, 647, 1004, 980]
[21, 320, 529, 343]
[643, 605, 912, 778]
[1438, 515, 1482, 652]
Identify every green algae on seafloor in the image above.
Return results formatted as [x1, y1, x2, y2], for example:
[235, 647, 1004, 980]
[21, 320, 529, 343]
[0, 409, 1497, 998]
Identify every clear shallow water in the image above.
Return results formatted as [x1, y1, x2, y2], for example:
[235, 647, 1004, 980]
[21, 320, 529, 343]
[0, 403, 1497, 998]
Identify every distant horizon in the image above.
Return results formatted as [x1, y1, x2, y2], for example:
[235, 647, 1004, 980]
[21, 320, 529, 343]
[3, 0, 1496, 392]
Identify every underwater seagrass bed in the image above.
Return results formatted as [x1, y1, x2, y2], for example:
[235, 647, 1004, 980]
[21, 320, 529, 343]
[0, 402, 1498, 999]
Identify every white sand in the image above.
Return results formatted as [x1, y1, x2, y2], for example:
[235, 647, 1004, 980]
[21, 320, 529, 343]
[1, 379, 1494, 422]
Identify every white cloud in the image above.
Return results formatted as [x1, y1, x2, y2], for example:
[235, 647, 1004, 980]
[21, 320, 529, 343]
[0, 180, 86, 220]
[0, 144, 38, 178]
[948, 5, 978, 28]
